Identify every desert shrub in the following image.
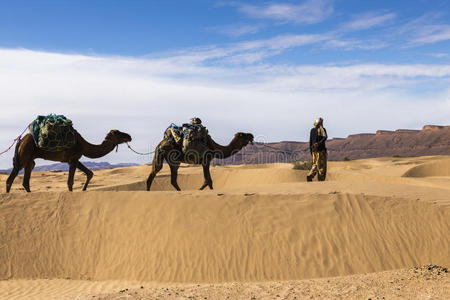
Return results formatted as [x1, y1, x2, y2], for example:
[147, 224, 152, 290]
[292, 160, 312, 170]
[342, 156, 350, 161]
[392, 154, 401, 158]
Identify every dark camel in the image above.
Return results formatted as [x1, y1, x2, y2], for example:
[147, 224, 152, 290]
[6, 130, 132, 193]
[146, 132, 254, 191]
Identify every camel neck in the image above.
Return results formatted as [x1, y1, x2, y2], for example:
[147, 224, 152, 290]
[211, 136, 243, 159]
[78, 133, 116, 159]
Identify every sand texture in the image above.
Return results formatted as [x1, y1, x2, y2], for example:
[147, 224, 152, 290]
[0, 156, 449, 299]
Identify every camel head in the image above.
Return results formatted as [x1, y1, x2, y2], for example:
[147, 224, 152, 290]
[105, 130, 132, 145]
[234, 132, 254, 148]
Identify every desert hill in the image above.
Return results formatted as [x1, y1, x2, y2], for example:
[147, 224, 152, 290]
[0, 155, 449, 299]
[220, 125, 450, 164]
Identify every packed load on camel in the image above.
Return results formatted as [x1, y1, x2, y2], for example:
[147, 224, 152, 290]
[29, 114, 76, 152]
[165, 117, 210, 153]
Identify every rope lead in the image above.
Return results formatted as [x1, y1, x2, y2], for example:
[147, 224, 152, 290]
[0, 125, 30, 156]
[126, 142, 155, 156]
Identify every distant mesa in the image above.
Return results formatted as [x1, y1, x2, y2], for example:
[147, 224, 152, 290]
[395, 129, 420, 133]
[348, 133, 375, 138]
[376, 130, 393, 135]
[422, 125, 446, 130]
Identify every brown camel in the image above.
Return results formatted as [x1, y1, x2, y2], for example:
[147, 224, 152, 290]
[6, 130, 132, 193]
[146, 131, 254, 191]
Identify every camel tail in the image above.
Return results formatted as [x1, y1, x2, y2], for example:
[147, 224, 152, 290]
[13, 137, 22, 169]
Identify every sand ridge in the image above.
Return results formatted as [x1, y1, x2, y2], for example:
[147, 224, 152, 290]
[402, 158, 450, 177]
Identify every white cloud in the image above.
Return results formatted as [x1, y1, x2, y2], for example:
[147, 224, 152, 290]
[0, 48, 449, 169]
[208, 23, 262, 37]
[429, 53, 449, 58]
[411, 25, 450, 44]
[152, 33, 330, 66]
[324, 39, 387, 50]
[238, 0, 333, 24]
[341, 13, 396, 31]
[397, 13, 450, 45]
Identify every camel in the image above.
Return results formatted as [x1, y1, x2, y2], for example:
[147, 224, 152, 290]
[6, 130, 132, 193]
[146, 131, 254, 191]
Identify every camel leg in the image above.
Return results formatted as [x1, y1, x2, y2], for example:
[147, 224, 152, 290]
[6, 166, 20, 193]
[169, 163, 181, 191]
[77, 161, 94, 191]
[6, 137, 24, 193]
[200, 162, 213, 190]
[146, 150, 164, 191]
[22, 161, 35, 193]
[67, 162, 77, 192]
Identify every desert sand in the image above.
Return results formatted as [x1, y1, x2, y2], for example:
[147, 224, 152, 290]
[0, 156, 449, 299]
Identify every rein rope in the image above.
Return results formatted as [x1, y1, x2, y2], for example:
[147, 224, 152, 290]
[254, 142, 310, 154]
[125, 142, 155, 156]
[0, 125, 30, 156]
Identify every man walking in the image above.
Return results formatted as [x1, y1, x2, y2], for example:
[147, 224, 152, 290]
[307, 117, 327, 182]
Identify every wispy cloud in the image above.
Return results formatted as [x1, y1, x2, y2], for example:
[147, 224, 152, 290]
[154, 33, 331, 66]
[397, 12, 443, 34]
[410, 25, 450, 44]
[237, 0, 334, 24]
[324, 39, 387, 50]
[238, 33, 330, 51]
[429, 52, 449, 58]
[341, 12, 396, 31]
[397, 12, 450, 45]
[207, 23, 262, 37]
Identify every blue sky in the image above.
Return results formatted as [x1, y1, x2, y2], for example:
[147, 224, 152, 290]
[0, 0, 449, 167]
[1, 0, 450, 61]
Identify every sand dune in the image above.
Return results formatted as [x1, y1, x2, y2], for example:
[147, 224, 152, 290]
[0, 191, 448, 283]
[0, 156, 449, 299]
[402, 158, 450, 177]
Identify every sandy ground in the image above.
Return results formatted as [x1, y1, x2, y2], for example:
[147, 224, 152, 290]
[0, 156, 449, 299]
